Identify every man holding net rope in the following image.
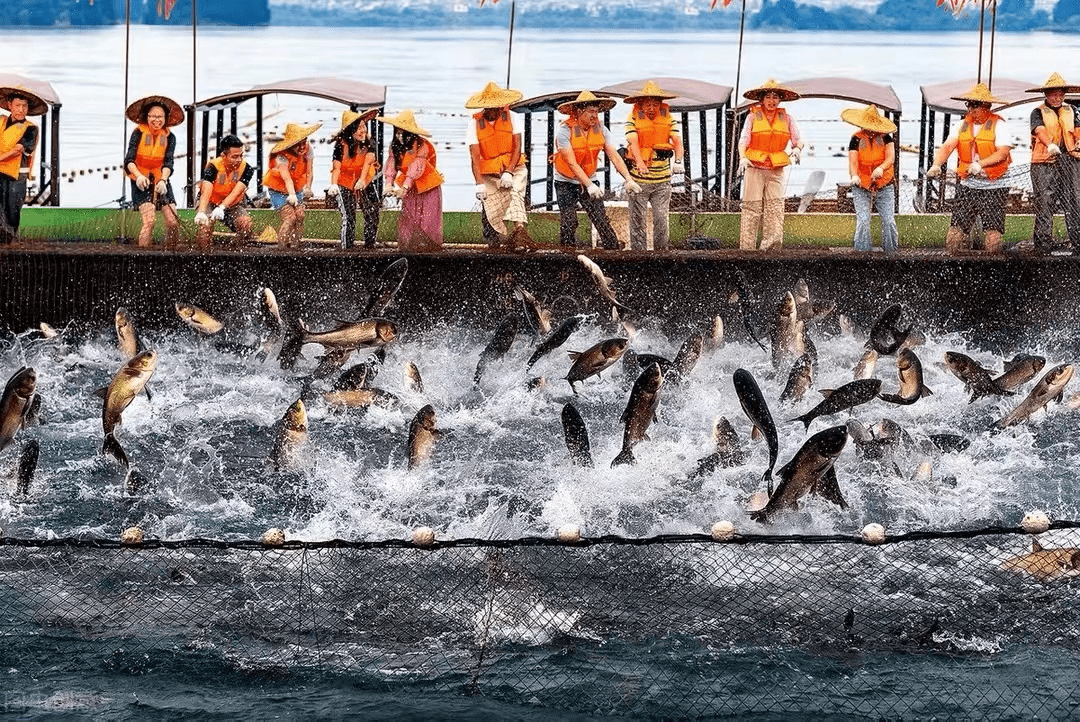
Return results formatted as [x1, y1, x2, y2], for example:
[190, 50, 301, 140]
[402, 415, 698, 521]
[0, 85, 43, 245]
[1026, 72, 1080, 255]
[193, 134, 254, 250]
[925, 83, 1014, 255]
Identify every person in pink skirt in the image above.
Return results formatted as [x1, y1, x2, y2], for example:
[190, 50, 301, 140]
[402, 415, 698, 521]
[378, 109, 444, 251]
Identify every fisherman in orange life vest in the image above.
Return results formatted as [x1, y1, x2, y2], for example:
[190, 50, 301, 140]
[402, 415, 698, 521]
[737, 79, 804, 252]
[262, 122, 320, 249]
[553, 91, 640, 250]
[0, 85, 43, 245]
[124, 95, 183, 248]
[623, 80, 683, 251]
[466, 82, 533, 251]
[1025, 72, 1080, 254]
[844, 105, 898, 252]
[926, 83, 1014, 255]
[193, 134, 254, 249]
[379, 109, 444, 252]
[327, 108, 381, 249]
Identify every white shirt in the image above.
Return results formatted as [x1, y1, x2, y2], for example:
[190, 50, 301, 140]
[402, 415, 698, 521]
[947, 119, 1015, 189]
[465, 110, 524, 146]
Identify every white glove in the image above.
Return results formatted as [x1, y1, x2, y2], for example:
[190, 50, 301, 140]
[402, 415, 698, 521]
[871, 166, 885, 181]
[194, 211, 209, 226]
[738, 157, 752, 174]
[967, 159, 984, 177]
[850, 175, 862, 188]
[154, 180, 168, 196]
[624, 179, 642, 194]
[925, 165, 942, 179]
[286, 193, 299, 206]
[301, 187, 312, 200]
[586, 183, 604, 199]
[1048, 143, 1062, 156]
[789, 147, 802, 165]
[386, 185, 406, 199]
[671, 159, 684, 174]
[475, 183, 487, 201]
[135, 174, 150, 191]
[498, 172, 513, 189]
[210, 206, 225, 222]
[326, 184, 339, 197]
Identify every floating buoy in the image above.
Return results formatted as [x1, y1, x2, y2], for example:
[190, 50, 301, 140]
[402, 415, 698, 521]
[412, 526, 435, 547]
[1021, 510, 1050, 534]
[861, 523, 886, 545]
[556, 525, 581, 543]
[120, 526, 144, 545]
[711, 520, 735, 541]
[262, 527, 285, 547]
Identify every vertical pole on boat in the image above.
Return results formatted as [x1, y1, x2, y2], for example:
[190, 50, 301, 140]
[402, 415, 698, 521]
[122, 0, 131, 207]
[976, 0, 985, 83]
[726, 0, 748, 199]
[505, 0, 516, 88]
[187, 0, 199, 206]
[192, 0, 198, 105]
[987, 0, 997, 90]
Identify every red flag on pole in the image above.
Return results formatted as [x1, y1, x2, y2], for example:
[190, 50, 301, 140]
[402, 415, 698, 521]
[157, 0, 178, 19]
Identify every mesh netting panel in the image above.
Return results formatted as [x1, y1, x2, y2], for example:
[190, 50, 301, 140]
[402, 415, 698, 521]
[3, 529, 1080, 716]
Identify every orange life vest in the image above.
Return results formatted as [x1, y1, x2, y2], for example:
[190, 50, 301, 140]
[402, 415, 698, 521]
[0, 115, 36, 181]
[474, 110, 518, 175]
[207, 157, 248, 206]
[553, 118, 606, 179]
[853, 131, 894, 190]
[262, 147, 312, 193]
[127, 124, 170, 181]
[627, 102, 674, 163]
[336, 144, 377, 189]
[394, 139, 443, 194]
[744, 105, 791, 169]
[1031, 104, 1076, 164]
[957, 112, 1010, 180]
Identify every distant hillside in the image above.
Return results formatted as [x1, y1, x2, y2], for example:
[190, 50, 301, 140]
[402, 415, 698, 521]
[8, 0, 270, 26]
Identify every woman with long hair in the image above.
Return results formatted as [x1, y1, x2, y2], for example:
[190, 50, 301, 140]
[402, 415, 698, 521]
[328, 108, 380, 249]
[378, 110, 443, 252]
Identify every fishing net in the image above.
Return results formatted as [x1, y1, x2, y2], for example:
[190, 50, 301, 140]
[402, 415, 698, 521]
[3, 526, 1079, 717]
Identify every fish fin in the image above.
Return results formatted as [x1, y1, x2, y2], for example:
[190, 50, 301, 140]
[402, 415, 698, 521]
[922, 385, 933, 397]
[751, 425, 762, 440]
[1032, 538, 1044, 553]
[1056, 391, 1065, 404]
[749, 507, 768, 524]
[102, 432, 130, 468]
[819, 389, 835, 398]
[611, 446, 635, 467]
[144, 384, 153, 403]
[93, 386, 108, 399]
[812, 466, 848, 509]
[567, 350, 581, 360]
[763, 469, 773, 498]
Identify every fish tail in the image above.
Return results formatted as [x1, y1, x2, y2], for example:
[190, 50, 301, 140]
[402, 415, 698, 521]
[611, 445, 635, 467]
[278, 321, 305, 370]
[749, 508, 768, 524]
[762, 470, 773, 498]
[102, 432, 129, 468]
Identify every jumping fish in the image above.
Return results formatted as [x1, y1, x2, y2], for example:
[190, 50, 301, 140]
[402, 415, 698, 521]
[779, 354, 814, 404]
[751, 425, 849, 523]
[867, 304, 912, 355]
[668, 332, 704, 385]
[792, 278, 836, 324]
[312, 348, 354, 379]
[707, 315, 725, 350]
[404, 361, 424, 394]
[791, 379, 882, 430]
[115, 307, 143, 359]
[362, 257, 408, 317]
[611, 362, 663, 466]
[566, 338, 628, 393]
[687, 416, 747, 483]
[516, 286, 552, 336]
[475, 314, 520, 384]
[407, 404, 446, 469]
[175, 302, 224, 335]
[270, 398, 308, 471]
[853, 347, 878, 380]
[771, 291, 806, 370]
[561, 403, 593, 468]
[527, 314, 586, 369]
[101, 350, 157, 468]
[992, 354, 1046, 392]
[15, 438, 39, 496]
[1001, 539, 1080, 582]
[732, 368, 779, 492]
[994, 363, 1074, 429]
[880, 349, 933, 405]
[577, 255, 629, 311]
[944, 351, 1012, 403]
[0, 367, 36, 453]
[280, 317, 398, 369]
[254, 287, 285, 362]
[324, 386, 399, 410]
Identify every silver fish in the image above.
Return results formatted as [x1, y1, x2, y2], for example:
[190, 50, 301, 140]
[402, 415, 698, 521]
[611, 362, 663, 466]
[0, 367, 36, 453]
[101, 350, 157, 467]
[880, 349, 933, 405]
[408, 404, 446, 469]
[271, 398, 308, 471]
[561, 403, 593, 468]
[751, 425, 848, 523]
[994, 363, 1074, 429]
[566, 338, 628, 393]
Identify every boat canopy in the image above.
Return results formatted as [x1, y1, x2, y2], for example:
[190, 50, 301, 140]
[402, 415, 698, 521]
[184, 77, 387, 206]
[0, 72, 62, 207]
[919, 77, 1035, 115]
[737, 77, 901, 113]
[515, 80, 734, 212]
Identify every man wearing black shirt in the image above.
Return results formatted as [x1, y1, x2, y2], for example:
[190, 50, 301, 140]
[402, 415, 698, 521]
[0, 87, 44, 244]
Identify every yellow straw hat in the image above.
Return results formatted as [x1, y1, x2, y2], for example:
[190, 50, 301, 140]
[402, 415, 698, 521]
[949, 82, 1005, 105]
[1026, 72, 1080, 94]
[271, 122, 322, 155]
[125, 95, 185, 126]
[743, 79, 800, 102]
[334, 108, 378, 138]
[465, 82, 524, 109]
[622, 80, 678, 104]
[0, 85, 48, 116]
[376, 109, 432, 138]
[557, 90, 617, 115]
[840, 105, 897, 134]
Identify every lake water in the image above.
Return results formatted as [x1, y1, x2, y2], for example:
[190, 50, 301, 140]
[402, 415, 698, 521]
[2, 25, 1078, 210]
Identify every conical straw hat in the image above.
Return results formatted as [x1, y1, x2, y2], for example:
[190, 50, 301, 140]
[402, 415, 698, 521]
[557, 90, 617, 115]
[125, 95, 184, 126]
[1026, 72, 1080, 94]
[743, 79, 799, 102]
[841, 105, 897, 134]
[949, 82, 1005, 105]
[623, 80, 678, 104]
[465, 82, 524, 109]
[376, 109, 432, 138]
[334, 108, 378, 138]
[0, 85, 48, 116]
[270, 122, 322, 155]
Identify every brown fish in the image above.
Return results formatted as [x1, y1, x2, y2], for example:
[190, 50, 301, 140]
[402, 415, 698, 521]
[0, 367, 36, 453]
[407, 404, 446, 469]
[1001, 539, 1080, 582]
[270, 398, 308, 471]
[994, 363, 1074, 429]
[565, 338, 628, 393]
[101, 350, 157, 467]
[175, 303, 224, 335]
[611, 362, 663, 466]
